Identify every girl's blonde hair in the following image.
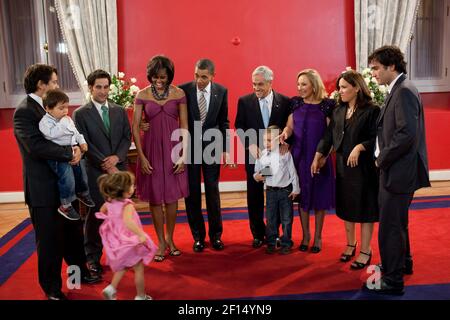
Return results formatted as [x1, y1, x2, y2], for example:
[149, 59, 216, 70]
[97, 171, 135, 201]
[297, 69, 328, 101]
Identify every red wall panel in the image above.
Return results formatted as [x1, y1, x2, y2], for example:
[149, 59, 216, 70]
[117, 0, 355, 182]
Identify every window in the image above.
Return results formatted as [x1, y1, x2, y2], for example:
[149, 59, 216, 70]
[408, 0, 450, 93]
[0, 0, 82, 108]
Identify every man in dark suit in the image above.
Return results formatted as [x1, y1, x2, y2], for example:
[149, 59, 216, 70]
[13, 64, 100, 300]
[73, 69, 132, 275]
[364, 46, 430, 295]
[235, 66, 292, 248]
[179, 59, 233, 252]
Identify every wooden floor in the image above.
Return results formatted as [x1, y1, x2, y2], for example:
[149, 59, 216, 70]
[1, 181, 450, 238]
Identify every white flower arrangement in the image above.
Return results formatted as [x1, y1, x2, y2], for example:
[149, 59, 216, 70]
[329, 67, 387, 107]
[108, 72, 140, 108]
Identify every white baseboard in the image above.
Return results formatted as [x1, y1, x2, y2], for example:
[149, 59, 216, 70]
[429, 170, 450, 181]
[0, 192, 25, 204]
[1, 170, 449, 203]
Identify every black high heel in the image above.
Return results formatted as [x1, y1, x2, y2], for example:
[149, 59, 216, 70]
[350, 251, 372, 270]
[298, 238, 310, 252]
[340, 242, 357, 262]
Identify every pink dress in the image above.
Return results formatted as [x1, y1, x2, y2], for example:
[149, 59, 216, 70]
[135, 96, 189, 204]
[95, 199, 157, 272]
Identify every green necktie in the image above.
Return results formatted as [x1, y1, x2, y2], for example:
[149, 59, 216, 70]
[101, 105, 110, 135]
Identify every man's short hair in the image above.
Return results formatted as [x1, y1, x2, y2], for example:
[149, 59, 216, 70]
[87, 69, 112, 87]
[23, 64, 58, 94]
[195, 58, 215, 74]
[252, 66, 274, 81]
[43, 89, 69, 109]
[368, 45, 407, 74]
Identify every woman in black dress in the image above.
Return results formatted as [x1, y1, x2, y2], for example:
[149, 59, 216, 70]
[311, 70, 379, 269]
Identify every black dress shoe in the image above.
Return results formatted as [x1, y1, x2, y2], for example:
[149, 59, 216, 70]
[212, 239, 224, 251]
[265, 245, 276, 254]
[362, 278, 405, 295]
[88, 262, 103, 274]
[193, 241, 205, 252]
[252, 239, 264, 248]
[275, 238, 281, 248]
[47, 291, 68, 300]
[81, 272, 102, 284]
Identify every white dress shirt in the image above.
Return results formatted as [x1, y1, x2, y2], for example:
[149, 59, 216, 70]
[197, 82, 212, 113]
[29, 93, 45, 110]
[375, 73, 404, 158]
[254, 148, 300, 194]
[92, 99, 109, 121]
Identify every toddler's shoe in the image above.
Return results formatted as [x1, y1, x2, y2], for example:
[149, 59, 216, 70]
[135, 294, 153, 300]
[58, 205, 81, 221]
[77, 194, 95, 207]
[102, 285, 117, 300]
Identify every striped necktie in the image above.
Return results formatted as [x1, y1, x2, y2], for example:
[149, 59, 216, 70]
[198, 90, 207, 124]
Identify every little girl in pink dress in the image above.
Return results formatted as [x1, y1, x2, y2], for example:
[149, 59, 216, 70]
[96, 171, 157, 300]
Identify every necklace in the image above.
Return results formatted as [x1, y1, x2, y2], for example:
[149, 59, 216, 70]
[151, 84, 169, 101]
[347, 104, 357, 117]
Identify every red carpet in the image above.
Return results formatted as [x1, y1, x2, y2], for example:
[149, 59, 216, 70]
[1, 200, 450, 300]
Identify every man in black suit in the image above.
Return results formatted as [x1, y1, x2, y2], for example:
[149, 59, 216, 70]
[13, 64, 100, 300]
[179, 59, 233, 252]
[235, 66, 292, 248]
[73, 70, 131, 275]
[363, 46, 430, 295]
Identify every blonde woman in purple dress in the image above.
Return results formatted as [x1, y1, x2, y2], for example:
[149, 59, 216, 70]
[280, 69, 335, 254]
[132, 55, 189, 262]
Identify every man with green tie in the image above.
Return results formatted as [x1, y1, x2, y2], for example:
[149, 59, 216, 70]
[73, 69, 131, 276]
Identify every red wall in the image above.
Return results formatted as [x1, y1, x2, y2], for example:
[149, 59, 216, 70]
[0, 0, 449, 192]
[117, 0, 356, 182]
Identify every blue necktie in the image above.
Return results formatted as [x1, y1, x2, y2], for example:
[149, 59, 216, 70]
[261, 98, 269, 128]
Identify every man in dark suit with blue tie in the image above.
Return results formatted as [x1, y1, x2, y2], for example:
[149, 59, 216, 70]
[364, 46, 430, 295]
[73, 69, 131, 274]
[179, 59, 233, 252]
[235, 66, 292, 248]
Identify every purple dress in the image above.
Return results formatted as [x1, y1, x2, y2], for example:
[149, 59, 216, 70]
[135, 96, 189, 204]
[291, 97, 335, 212]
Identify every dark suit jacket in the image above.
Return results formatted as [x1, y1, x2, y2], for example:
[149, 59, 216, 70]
[73, 100, 131, 172]
[376, 74, 430, 193]
[317, 103, 380, 156]
[235, 91, 291, 169]
[179, 81, 230, 154]
[13, 96, 73, 207]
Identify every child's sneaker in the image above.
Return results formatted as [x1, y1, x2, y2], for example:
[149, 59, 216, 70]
[102, 285, 117, 300]
[134, 294, 152, 300]
[58, 205, 81, 220]
[77, 194, 95, 207]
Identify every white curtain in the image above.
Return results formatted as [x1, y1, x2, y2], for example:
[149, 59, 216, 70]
[355, 0, 421, 71]
[55, 0, 118, 97]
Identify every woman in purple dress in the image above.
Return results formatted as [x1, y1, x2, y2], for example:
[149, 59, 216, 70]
[280, 69, 335, 253]
[132, 55, 189, 262]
